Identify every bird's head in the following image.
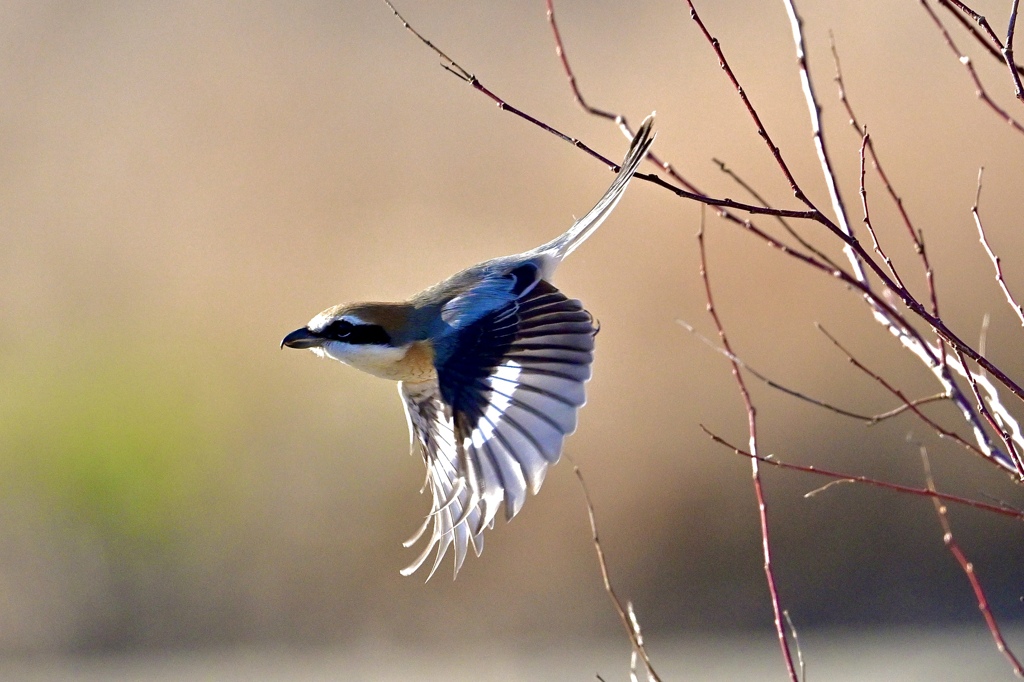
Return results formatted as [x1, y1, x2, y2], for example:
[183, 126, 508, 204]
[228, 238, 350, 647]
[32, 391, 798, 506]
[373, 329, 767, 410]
[282, 302, 433, 381]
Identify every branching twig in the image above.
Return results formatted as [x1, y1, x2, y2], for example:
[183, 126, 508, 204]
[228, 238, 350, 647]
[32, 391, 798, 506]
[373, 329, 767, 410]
[922, 0, 1024, 135]
[857, 129, 906, 290]
[817, 324, 995, 462]
[832, 36, 1018, 474]
[679, 319, 951, 425]
[950, 345, 1024, 476]
[712, 157, 842, 272]
[938, 0, 1024, 99]
[700, 425, 1024, 520]
[1007, 0, 1024, 100]
[972, 168, 1024, 326]
[832, 38, 933, 303]
[919, 447, 1024, 676]
[697, 224, 799, 681]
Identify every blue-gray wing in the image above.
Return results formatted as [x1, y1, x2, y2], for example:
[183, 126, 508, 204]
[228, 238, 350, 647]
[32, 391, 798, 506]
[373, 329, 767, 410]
[399, 278, 596, 579]
[437, 279, 596, 520]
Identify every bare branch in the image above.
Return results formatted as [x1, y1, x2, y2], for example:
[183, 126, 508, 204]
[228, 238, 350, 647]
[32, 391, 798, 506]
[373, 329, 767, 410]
[712, 157, 842, 272]
[697, 223, 799, 681]
[972, 168, 1024, 326]
[922, 0, 1024, 135]
[783, 610, 807, 682]
[684, 0, 813, 210]
[678, 319, 951, 424]
[570, 462, 662, 682]
[833, 34, 1021, 472]
[783, 0, 865, 281]
[700, 425, 1024, 520]
[938, 0, 1024, 100]
[950, 345, 1024, 477]
[919, 447, 1024, 675]
[857, 129, 906, 291]
[1007, 0, 1024, 100]
[817, 324, 1000, 462]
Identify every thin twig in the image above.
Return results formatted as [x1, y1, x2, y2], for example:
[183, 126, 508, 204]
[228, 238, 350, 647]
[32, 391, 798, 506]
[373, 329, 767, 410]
[950, 345, 1024, 476]
[678, 319, 950, 424]
[922, 0, 1024, 134]
[938, 0, 1024, 99]
[684, 0, 812, 209]
[783, 610, 807, 682]
[700, 425, 1024, 520]
[942, 0, 1010, 50]
[712, 158, 842, 272]
[1006, 0, 1024, 100]
[698, 223, 799, 682]
[570, 463, 662, 682]
[689, 0, 1024, 433]
[831, 37, 1019, 472]
[783, 0, 865, 281]
[817, 324, 994, 462]
[919, 447, 1024, 676]
[972, 168, 1024, 326]
[857, 129, 906, 290]
[604, 1, 1024, 411]
[832, 37, 935, 310]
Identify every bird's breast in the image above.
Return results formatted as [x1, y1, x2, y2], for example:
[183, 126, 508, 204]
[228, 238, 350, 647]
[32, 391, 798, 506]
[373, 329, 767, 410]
[332, 340, 437, 382]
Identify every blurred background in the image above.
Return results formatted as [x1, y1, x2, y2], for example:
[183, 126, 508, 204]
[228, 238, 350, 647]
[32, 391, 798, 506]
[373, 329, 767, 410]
[2, 0, 1024, 679]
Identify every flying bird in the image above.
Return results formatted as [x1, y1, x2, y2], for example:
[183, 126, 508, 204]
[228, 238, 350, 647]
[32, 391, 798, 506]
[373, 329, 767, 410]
[282, 115, 655, 578]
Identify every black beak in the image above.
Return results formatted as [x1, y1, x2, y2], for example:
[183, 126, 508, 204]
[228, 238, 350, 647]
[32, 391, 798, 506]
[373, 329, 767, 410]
[281, 327, 323, 350]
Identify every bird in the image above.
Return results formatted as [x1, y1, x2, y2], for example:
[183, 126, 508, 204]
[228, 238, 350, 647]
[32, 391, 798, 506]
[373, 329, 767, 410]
[282, 115, 655, 579]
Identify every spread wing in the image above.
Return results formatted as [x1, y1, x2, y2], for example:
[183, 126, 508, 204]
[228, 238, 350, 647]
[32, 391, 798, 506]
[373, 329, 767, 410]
[398, 378, 487, 580]
[399, 277, 596, 579]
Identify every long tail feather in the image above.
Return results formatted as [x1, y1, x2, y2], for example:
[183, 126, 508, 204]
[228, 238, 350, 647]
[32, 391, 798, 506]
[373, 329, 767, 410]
[540, 113, 655, 262]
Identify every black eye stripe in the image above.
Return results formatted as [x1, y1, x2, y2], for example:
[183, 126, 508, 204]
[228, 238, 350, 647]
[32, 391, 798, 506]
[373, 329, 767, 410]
[321, 320, 391, 346]
[322, 320, 354, 340]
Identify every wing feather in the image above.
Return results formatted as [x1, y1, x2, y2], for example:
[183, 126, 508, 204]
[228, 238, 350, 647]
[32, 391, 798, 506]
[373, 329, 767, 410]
[399, 280, 596, 578]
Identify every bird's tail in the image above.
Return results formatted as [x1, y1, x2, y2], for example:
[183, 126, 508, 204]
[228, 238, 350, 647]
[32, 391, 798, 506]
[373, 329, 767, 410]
[541, 113, 656, 262]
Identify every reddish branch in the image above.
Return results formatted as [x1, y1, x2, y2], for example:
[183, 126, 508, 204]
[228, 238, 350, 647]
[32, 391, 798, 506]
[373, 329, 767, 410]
[922, 0, 1024, 134]
[816, 325, 1008, 464]
[919, 448, 1024, 676]
[679, 318, 951, 424]
[830, 36, 1017, 474]
[701, 426, 1024, 521]
[938, 0, 1024, 100]
[832, 39, 937, 314]
[697, 225, 799, 682]
[682, 0, 1024, 430]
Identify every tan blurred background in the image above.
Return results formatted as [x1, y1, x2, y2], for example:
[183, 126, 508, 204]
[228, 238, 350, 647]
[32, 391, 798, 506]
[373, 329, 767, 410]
[2, 0, 1024, 679]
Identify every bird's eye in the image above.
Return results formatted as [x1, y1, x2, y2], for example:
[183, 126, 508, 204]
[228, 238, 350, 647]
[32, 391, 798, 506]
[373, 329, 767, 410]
[322, 319, 354, 341]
